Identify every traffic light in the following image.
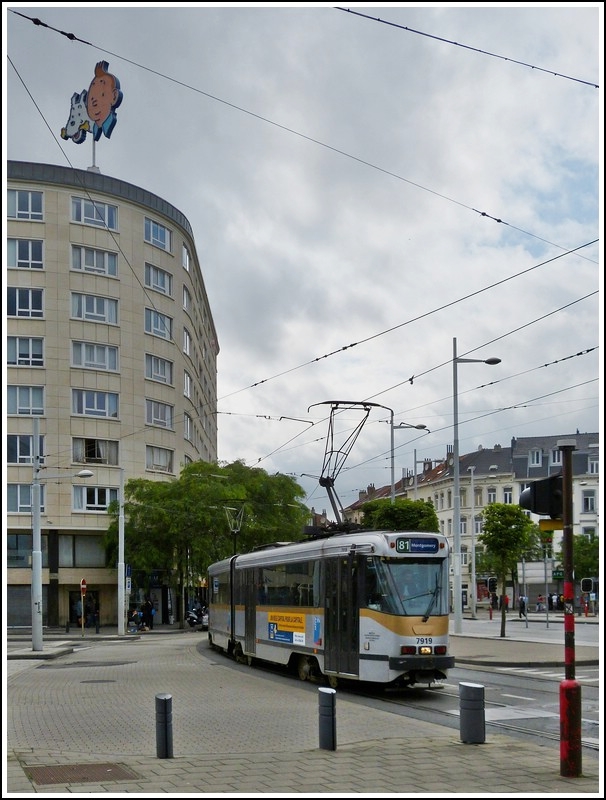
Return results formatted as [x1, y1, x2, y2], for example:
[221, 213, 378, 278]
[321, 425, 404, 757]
[519, 474, 563, 519]
[488, 577, 497, 593]
[581, 578, 593, 593]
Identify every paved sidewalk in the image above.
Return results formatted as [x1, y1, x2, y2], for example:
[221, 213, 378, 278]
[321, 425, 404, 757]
[4, 622, 602, 796]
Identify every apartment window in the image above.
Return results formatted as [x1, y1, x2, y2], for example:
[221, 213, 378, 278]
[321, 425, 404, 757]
[459, 489, 466, 508]
[7, 385, 44, 415]
[72, 389, 119, 418]
[460, 517, 467, 535]
[461, 548, 468, 567]
[473, 516, 483, 536]
[59, 534, 105, 568]
[73, 485, 118, 511]
[146, 445, 174, 473]
[145, 308, 172, 340]
[581, 527, 596, 539]
[146, 399, 174, 429]
[184, 412, 193, 442]
[7, 337, 44, 367]
[487, 487, 496, 504]
[588, 457, 599, 475]
[474, 487, 482, 507]
[145, 353, 173, 384]
[551, 449, 562, 466]
[184, 370, 192, 398]
[73, 437, 119, 465]
[144, 217, 172, 251]
[8, 287, 43, 318]
[71, 245, 118, 277]
[183, 327, 191, 355]
[71, 197, 118, 229]
[503, 487, 513, 504]
[8, 189, 43, 220]
[183, 285, 192, 311]
[72, 341, 119, 371]
[145, 263, 173, 296]
[8, 238, 43, 269]
[7, 434, 44, 464]
[71, 293, 118, 324]
[8, 533, 48, 568]
[530, 449, 542, 467]
[7, 484, 45, 513]
[582, 491, 596, 513]
[439, 493, 444, 510]
[182, 244, 190, 271]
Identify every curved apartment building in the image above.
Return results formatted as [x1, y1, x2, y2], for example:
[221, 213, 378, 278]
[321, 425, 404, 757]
[6, 160, 218, 628]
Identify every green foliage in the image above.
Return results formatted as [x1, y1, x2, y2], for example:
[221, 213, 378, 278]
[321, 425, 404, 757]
[566, 533, 599, 580]
[103, 460, 309, 598]
[360, 498, 439, 532]
[479, 503, 536, 636]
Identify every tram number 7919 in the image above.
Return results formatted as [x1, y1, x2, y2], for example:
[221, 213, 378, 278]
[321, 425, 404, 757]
[416, 637, 433, 645]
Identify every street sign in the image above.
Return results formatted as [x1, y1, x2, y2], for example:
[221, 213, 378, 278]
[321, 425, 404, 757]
[126, 577, 131, 593]
[539, 519, 563, 530]
[552, 569, 564, 579]
[80, 578, 87, 595]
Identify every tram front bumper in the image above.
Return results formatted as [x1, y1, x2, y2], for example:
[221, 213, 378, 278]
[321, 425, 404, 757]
[388, 654, 455, 672]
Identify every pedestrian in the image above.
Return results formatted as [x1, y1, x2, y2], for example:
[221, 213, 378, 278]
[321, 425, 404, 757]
[84, 598, 95, 628]
[518, 595, 526, 618]
[536, 594, 544, 613]
[143, 597, 154, 629]
[504, 594, 509, 612]
[491, 592, 498, 610]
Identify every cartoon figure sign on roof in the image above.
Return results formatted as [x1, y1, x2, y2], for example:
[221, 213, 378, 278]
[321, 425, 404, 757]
[61, 61, 123, 145]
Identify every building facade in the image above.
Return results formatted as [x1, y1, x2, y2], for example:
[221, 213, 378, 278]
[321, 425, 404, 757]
[6, 160, 218, 627]
[343, 434, 599, 606]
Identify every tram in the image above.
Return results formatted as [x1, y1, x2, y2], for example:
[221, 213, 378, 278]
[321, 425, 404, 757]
[207, 528, 455, 688]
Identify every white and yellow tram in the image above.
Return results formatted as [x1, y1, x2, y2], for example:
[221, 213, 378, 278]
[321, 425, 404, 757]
[207, 529, 454, 688]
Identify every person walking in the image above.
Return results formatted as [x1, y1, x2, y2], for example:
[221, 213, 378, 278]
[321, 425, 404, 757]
[519, 595, 526, 618]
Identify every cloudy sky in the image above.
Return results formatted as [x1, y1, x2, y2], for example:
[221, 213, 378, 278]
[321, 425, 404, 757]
[4, 3, 601, 516]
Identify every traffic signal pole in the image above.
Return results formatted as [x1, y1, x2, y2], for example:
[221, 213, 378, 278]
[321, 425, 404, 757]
[558, 440, 581, 778]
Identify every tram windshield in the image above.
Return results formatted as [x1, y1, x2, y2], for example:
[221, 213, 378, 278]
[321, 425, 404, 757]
[365, 556, 449, 618]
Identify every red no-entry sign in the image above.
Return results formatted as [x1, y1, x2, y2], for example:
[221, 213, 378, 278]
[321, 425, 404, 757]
[80, 578, 87, 595]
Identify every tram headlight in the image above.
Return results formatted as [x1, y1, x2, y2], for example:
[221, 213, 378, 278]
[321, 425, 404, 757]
[419, 646, 432, 655]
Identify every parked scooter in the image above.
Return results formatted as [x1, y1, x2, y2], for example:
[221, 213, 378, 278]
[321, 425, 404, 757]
[186, 607, 208, 629]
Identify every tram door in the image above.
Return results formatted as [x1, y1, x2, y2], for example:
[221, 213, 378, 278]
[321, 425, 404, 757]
[324, 554, 359, 677]
[243, 568, 257, 655]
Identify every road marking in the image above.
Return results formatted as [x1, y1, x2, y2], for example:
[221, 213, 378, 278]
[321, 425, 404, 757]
[501, 693, 534, 701]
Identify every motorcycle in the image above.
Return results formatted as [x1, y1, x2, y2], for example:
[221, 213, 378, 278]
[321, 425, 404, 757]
[186, 607, 208, 630]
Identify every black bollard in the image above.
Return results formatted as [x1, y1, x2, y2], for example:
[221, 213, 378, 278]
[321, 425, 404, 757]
[65, 620, 70, 633]
[95, 618, 100, 634]
[459, 682, 485, 743]
[155, 693, 174, 758]
[318, 687, 337, 750]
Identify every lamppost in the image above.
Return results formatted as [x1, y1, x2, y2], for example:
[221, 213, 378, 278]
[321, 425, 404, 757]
[31, 417, 94, 651]
[387, 417, 428, 504]
[452, 337, 501, 634]
[468, 465, 476, 620]
[117, 467, 125, 636]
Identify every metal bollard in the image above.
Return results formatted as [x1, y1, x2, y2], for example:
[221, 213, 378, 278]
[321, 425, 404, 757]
[459, 682, 485, 743]
[155, 693, 174, 758]
[318, 687, 337, 750]
[65, 620, 70, 633]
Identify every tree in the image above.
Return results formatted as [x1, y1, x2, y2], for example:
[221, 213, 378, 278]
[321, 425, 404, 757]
[104, 460, 308, 626]
[563, 533, 599, 585]
[478, 503, 535, 637]
[360, 498, 440, 532]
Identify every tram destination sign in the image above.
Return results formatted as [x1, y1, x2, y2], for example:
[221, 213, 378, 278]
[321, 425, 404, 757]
[396, 537, 439, 554]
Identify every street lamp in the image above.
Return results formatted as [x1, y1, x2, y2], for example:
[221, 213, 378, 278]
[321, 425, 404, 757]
[31, 418, 94, 651]
[468, 465, 476, 620]
[452, 337, 501, 634]
[117, 467, 125, 636]
[387, 417, 428, 504]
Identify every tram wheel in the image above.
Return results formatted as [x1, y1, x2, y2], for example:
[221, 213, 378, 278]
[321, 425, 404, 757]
[297, 655, 315, 681]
